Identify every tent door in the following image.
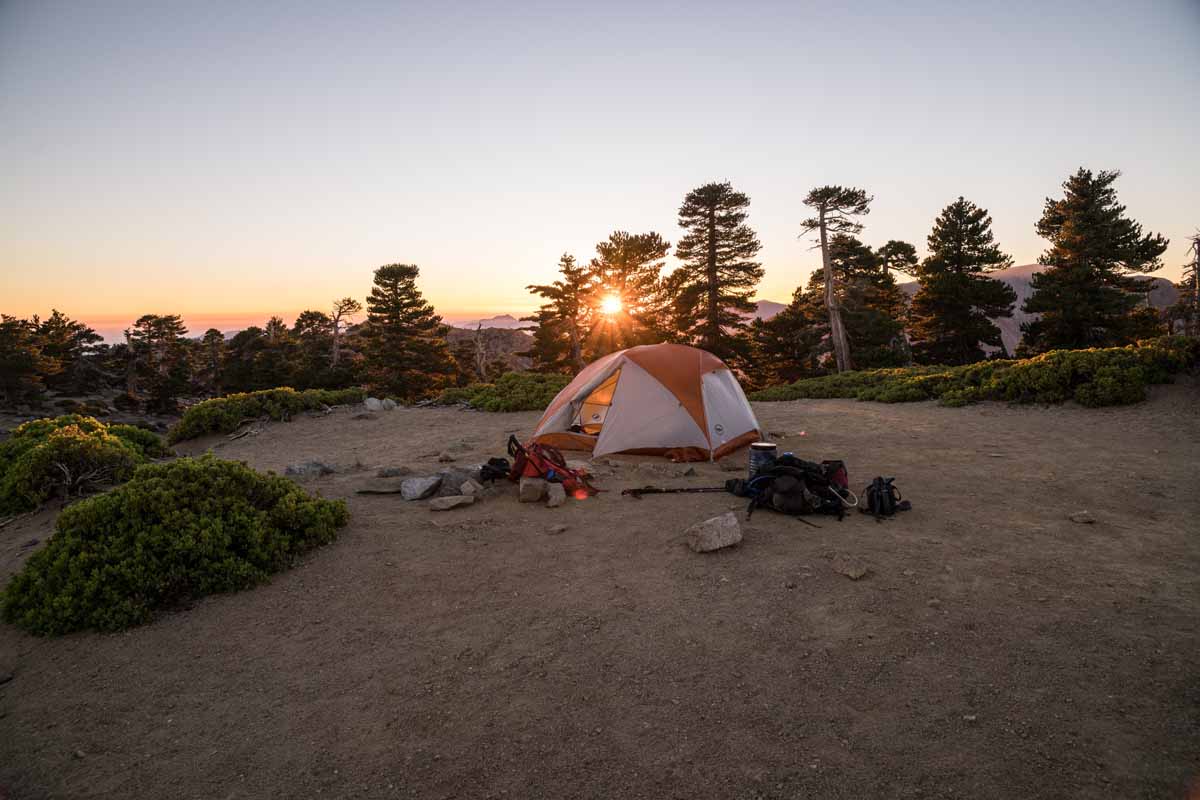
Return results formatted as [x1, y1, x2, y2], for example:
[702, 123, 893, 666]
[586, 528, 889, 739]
[573, 369, 620, 434]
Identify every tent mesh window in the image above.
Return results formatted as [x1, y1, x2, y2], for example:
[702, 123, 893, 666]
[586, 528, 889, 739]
[572, 369, 620, 434]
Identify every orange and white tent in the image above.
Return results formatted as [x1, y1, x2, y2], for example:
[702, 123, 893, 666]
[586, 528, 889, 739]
[531, 343, 761, 462]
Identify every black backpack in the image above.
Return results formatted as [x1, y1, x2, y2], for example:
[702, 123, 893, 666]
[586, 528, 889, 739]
[728, 457, 852, 520]
[860, 477, 911, 521]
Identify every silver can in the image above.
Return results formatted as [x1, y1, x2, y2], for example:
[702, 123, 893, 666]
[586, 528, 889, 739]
[748, 442, 778, 479]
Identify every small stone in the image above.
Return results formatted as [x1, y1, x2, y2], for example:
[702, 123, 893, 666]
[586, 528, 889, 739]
[429, 495, 475, 511]
[364, 397, 384, 412]
[377, 466, 412, 478]
[460, 479, 484, 496]
[547, 524, 568, 535]
[681, 466, 697, 477]
[73, 750, 86, 760]
[963, 714, 978, 723]
[545, 483, 567, 508]
[519, 477, 547, 503]
[831, 555, 870, 580]
[284, 461, 335, 477]
[785, 581, 797, 590]
[927, 598, 942, 608]
[718, 459, 743, 473]
[685, 511, 743, 553]
[381, 398, 398, 411]
[351, 412, 377, 421]
[1068, 511, 1095, 524]
[401, 475, 443, 501]
[437, 452, 456, 463]
[902, 569, 916, 577]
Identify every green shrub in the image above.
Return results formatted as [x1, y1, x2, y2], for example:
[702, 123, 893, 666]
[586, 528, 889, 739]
[168, 387, 365, 443]
[0, 415, 170, 514]
[750, 337, 1199, 409]
[434, 372, 572, 412]
[1, 455, 349, 635]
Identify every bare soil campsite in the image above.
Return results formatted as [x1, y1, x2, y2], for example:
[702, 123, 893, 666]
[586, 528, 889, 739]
[2, 388, 1199, 799]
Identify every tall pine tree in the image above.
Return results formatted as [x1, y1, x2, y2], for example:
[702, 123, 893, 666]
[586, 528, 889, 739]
[1022, 168, 1168, 352]
[668, 182, 763, 364]
[586, 231, 670, 352]
[523, 253, 593, 372]
[799, 186, 873, 371]
[363, 264, 456, 401]
[909, 197, 1017, 364]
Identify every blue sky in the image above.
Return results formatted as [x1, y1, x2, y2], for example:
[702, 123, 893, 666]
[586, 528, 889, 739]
[2, 0, 1197, 329]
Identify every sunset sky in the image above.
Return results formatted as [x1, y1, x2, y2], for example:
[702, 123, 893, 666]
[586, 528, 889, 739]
[2, 0, 1198, 337]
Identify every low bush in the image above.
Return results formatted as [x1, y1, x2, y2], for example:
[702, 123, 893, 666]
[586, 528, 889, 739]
[434, 372, 572, 412]
[168, 387, 365, 443]
[0, 415, 170, 514]
[1, 455, 349, 635]
[749, 337, 1200, 409]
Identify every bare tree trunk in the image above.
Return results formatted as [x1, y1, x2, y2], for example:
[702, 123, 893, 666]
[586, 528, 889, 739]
[820, 209, 852, 372]
[473, 324, 487, 381]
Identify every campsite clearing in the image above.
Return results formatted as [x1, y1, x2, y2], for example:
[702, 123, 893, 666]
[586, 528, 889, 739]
[1, 386, 1198, 799]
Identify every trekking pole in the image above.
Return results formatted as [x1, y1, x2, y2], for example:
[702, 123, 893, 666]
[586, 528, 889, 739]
[621, 485, 729, 499]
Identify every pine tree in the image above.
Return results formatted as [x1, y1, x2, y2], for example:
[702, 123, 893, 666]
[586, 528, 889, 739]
[909, 197, 1017, 364]
[0, 315, 58, 405]
[126, 314, 191, 412]
[827, 235, 908, 368]
[877, 240, 919, 277]
[668, 182, 764, 363]
[747, 288, 825, 387]
[330, 297, 362, 367]
[1168, 232, 1200, 336]
[1022, 168, 1169, 352]
[292, 310, 333, 388]
[196, 328, 226, 395]
[586, 231, 670, 352]
[363, 264, 456, 401]
[34, 310, 103, 393]
[799, 186, 873, 371]
[524, 253, 592, 371]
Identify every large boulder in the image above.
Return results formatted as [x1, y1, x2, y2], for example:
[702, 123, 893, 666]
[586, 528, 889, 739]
[380, 398, 398, 411]
[364, 397, 384, 412]
[436, 467, 482, 497]
[685, 512, 742, 553]
[401, 475, 443, 501]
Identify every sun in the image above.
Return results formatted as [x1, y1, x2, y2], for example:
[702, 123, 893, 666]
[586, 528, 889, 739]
[599, 294, 623, 315]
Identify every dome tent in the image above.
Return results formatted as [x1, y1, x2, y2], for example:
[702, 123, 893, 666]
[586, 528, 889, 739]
[531, 343, 761, 462]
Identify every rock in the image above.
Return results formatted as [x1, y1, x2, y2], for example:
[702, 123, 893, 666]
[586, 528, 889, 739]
[546, 524, 568, 535]
[718, 459, 743, 473]
[927, 597, 942, 608]
[460, 479, 485, 496]
[377, 466, 412, 478]
[685, 512, 743, 553]
[546, 482, 567, 508]
[1068, 511, 1095, 524]
[437, 452, 456, 463]
[437, 467, 481, 496]
[429, 495, 475, 511]
[284, 461, 335, 477]
[364, 397, 384, 412]
[73, 750, 86, 760]
[401, 475, 443, 501]
[351, 412, 377, 421]
[519, 477, 547, 503]
[681, 466, 697, 477]
[831, 555, 870, 580]
[381, 398, 398, 411]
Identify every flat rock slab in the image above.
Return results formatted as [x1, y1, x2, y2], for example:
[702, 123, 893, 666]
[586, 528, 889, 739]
[686, 512, 743, 553]
[401, 475, 443, 501]
[430, 495, 475, 511]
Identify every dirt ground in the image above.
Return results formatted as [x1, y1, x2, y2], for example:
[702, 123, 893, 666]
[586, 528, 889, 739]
[1, 387, 1198, 799]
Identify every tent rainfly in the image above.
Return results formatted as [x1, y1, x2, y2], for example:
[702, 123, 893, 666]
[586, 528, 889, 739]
[531, 343, 762, 462]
